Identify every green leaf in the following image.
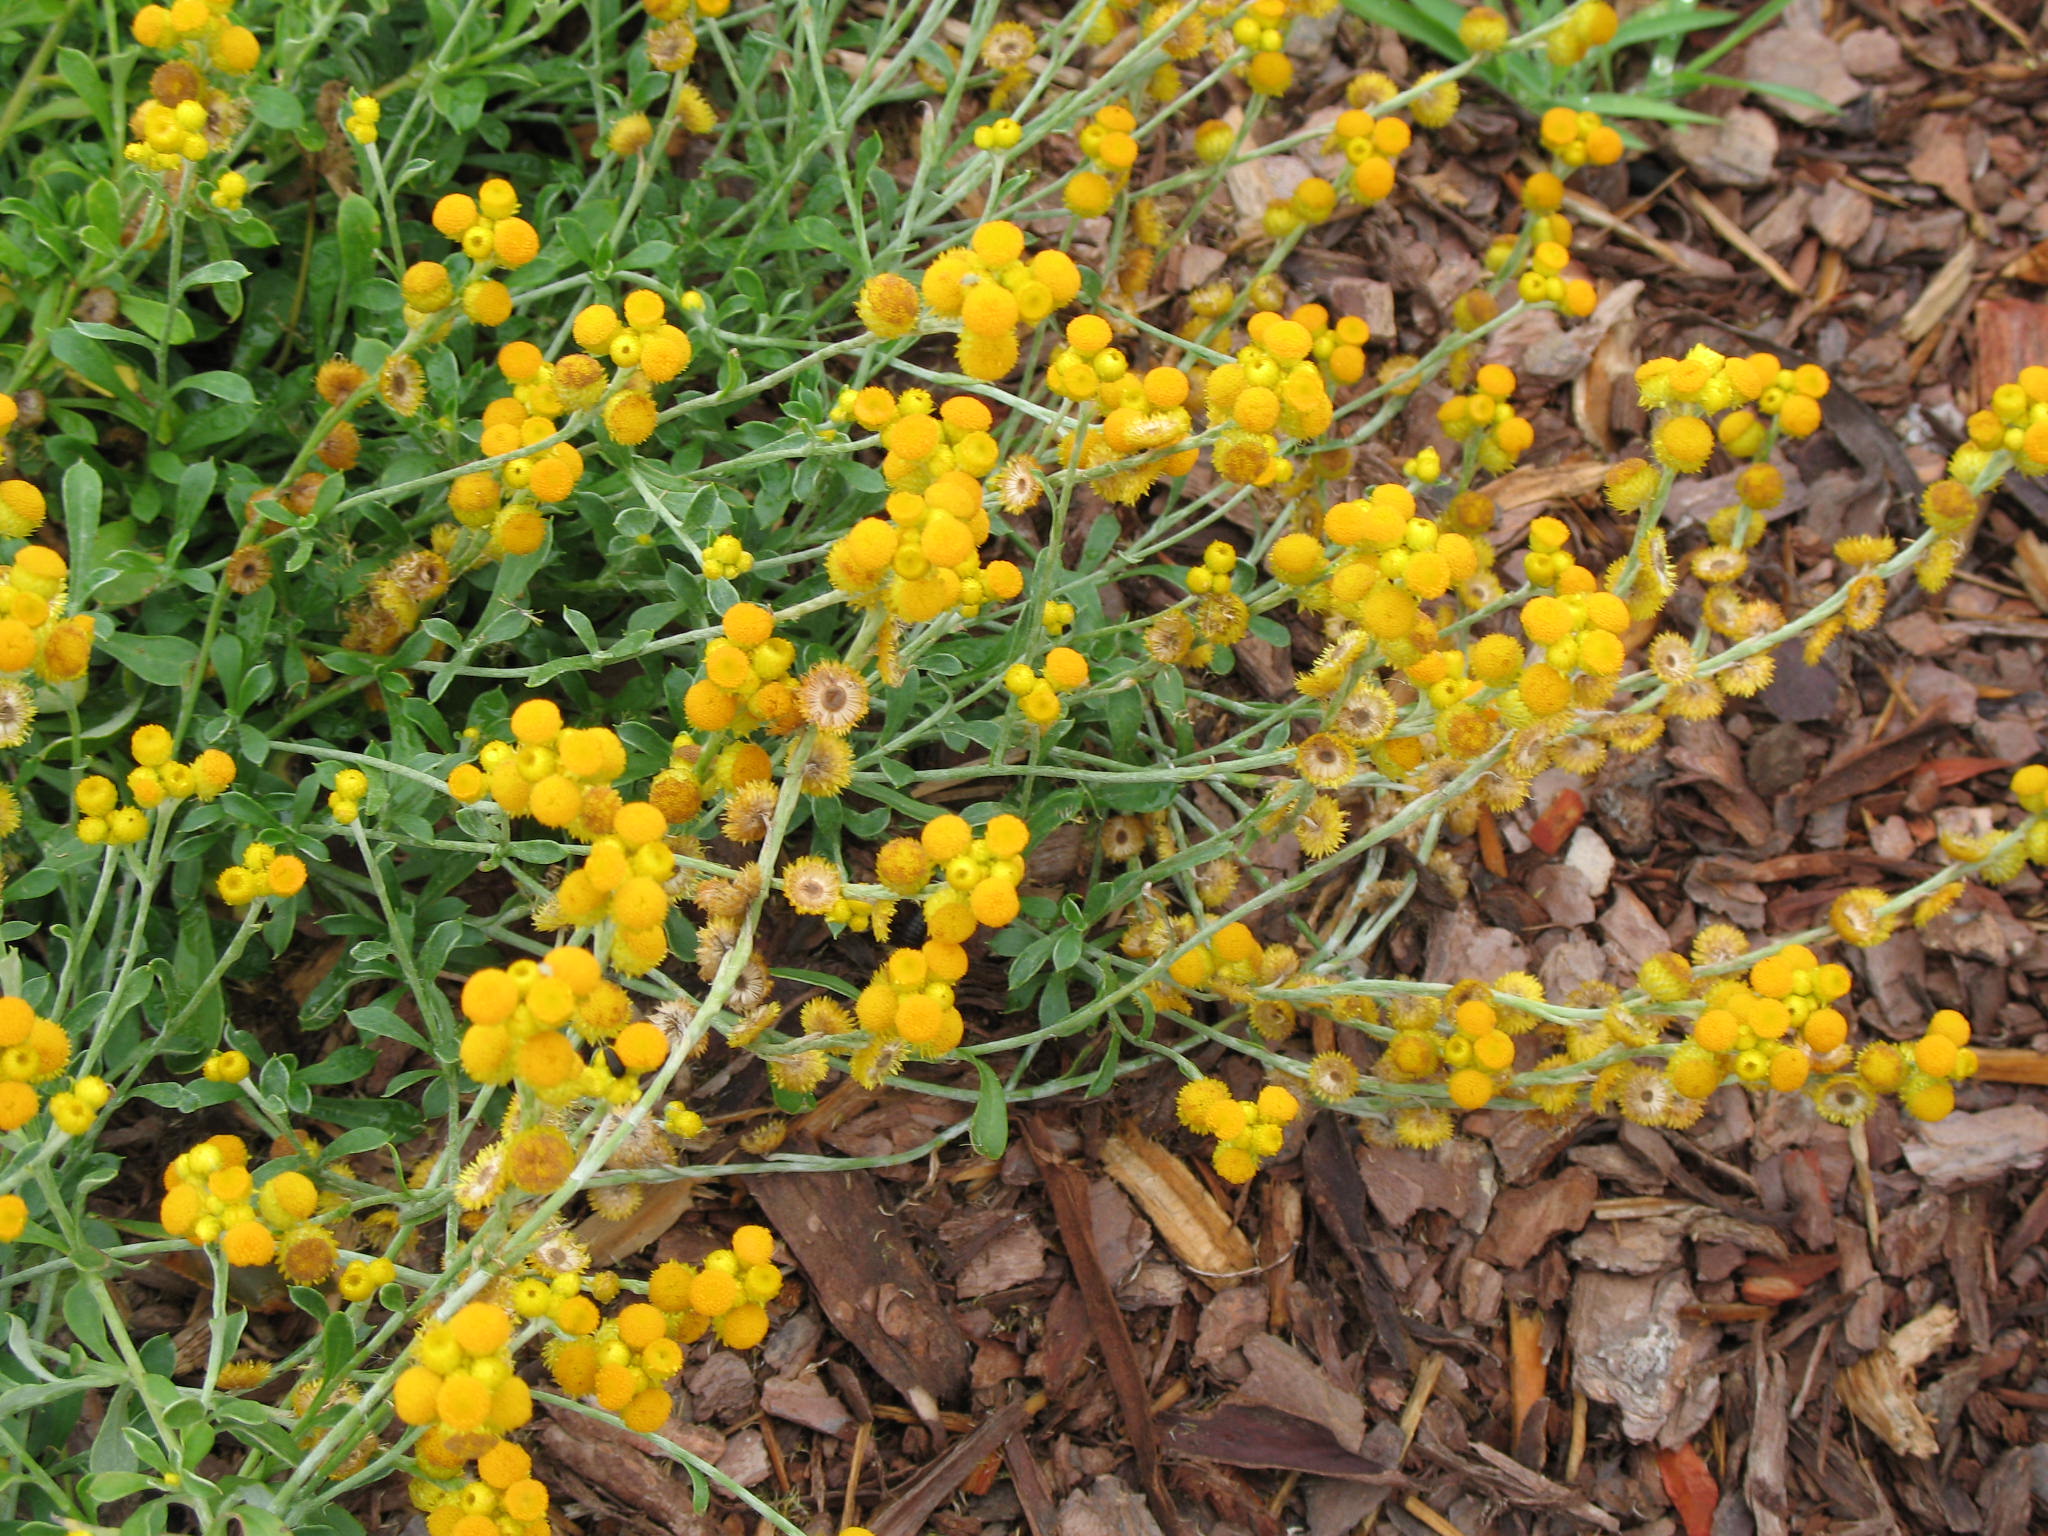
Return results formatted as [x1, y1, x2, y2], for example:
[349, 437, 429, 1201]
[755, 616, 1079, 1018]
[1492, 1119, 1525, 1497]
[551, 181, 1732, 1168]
[48, 326, 128, 397]
[1573, 91, 1720, 125]
[1612, 3, 1739, 45]
[1340, 0, 1464, 55]
[63, 1280, 114, 1361]
[63, 461, 101, 597]
[968, 1057, 1009, 1158]
[119, 294, 196, 345]
[1688, 72, 1841, 115]
[95, 630, 199, 687]
[768, 967, 859, 998]
[179, 371, 254, 403]
[1686, 0, 1795, 68]
[300, 1045, 376, 1085]
[55, 47, 109, 126]
[249, 84, 303, 130]
[1088, 1019, 1123, 1097]
[323, 1124, 395, 1162]
[321, 1310, 355, 1383]
[180, 259, 250, 289]
[347, 1003, 426, 1050]
[336, 195, 379, 306]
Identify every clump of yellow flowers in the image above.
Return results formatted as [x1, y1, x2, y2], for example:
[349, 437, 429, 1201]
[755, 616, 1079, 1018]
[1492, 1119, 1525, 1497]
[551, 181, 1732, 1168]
[1177, 1078, 1300, 1183]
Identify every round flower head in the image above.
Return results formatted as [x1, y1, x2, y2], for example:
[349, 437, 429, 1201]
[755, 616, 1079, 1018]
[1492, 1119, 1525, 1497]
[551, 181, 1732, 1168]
[858, 273, 920, 338]
[1653, 417, 1713, 474]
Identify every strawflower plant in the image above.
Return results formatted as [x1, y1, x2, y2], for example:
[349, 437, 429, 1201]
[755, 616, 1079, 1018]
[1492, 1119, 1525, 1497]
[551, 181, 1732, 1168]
[0, 0, 2040, 1532]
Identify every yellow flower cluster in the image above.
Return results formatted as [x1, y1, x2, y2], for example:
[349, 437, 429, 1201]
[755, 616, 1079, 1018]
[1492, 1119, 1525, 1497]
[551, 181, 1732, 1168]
[160, 1135, 335, 1274]
[1325, 106, 1411, 207]
[905, 810, 1031, 941]
[700, 532, 752, 581]
[1048, 317, 1198, 505]
[132, 0, 261, 68]
[1175, 1077, 1299, 1183]
[392, 1303, 536, 1471]
[1204, 310, 1336, 486]
[1436, 363, 1535, 472]
[1544, 0, 1619, 66]
[1065, 104, 1142, 217]
[824, 401, 1024, 620]
[538, 1227, 774, 1445]
[125, 0, 258, 169]
[1004, 645, 1089, 727]
[328, 766, 369, 825]
[1537, 106, 1624, 169]
[918, 219, 1084, 381]
[457, 945, 662, 1103]
[439, 371, 572, 557]
[1957, 366, 2048, 479]
[343, 94, 379, 144]
[413, 1436, 552, 1536]
[0, 546, 92, 685]
[430, 180, 542, 274]
[1233, 0, 1298, 96]
[682, 602, 799, 733]
[571, 289, 696, 443]
[850, 939, 973, 1074]
[215, 840, 309, 906]
[76, 727, 235, 845]
[1286, 303, 1372, 389]
[0, 995, 79, 1133]
[1663, 950, 1970, 1125]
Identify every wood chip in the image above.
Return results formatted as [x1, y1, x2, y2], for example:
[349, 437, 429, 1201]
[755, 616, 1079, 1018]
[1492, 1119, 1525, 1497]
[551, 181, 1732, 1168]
[1898, 239, 1979, 343]
[1099, 1123, 1257, 1281]
[1568, 1270, 1720, 1444]
[865, 1401, 1030, 1536]
[1900, 1103, 2048, 1188]
[744, 1166, 970, 1408]
[1675, 182, 1800, 295]
[1834, 1304, 1957, 1457]
[579, 1179, 695, 1267]
[1234, 1334, 1366, 1453]
[1028, 1120, 1186, 1536]
[1475, 1167, 1598, 1270]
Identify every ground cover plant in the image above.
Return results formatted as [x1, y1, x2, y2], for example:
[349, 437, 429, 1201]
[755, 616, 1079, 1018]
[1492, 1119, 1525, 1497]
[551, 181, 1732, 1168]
[2, 0, 2048, 1531]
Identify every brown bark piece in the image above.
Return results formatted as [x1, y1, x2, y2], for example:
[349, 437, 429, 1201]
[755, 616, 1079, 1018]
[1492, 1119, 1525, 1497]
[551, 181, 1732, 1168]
[1901, 1104, 2048, 1188]
[1476, 1166, 1599, 1270]
[1026, 1119, 1187, 1536]
[1056, 1475, 1169, 1536]
[759, 1372, 853, 1439]
[864, 1401, 1029, 1536]
[579, 1180, 696, 1268]
[1796, 711, 1946, 814]
[1160, 1403, 1403, 1483]
[1835, 1304, 1957, 1457]
[743, 1168, 969, 1408]
[1356, 1139, 1494, 1230]
[1303, 1117, 1414, 1372]
[1099, 1124, 1256, 1282]
[1192, 1285, 1268, 1369]
[1568, 1270, 1719, 1444]
[1005, 1435, 1059, 1536]
[1234, 1334, 1365, 1453]
[1747, 1352, 1790, 1536]
[1667, 720, 1775, 847]
[537, 1414, 713, 1536]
